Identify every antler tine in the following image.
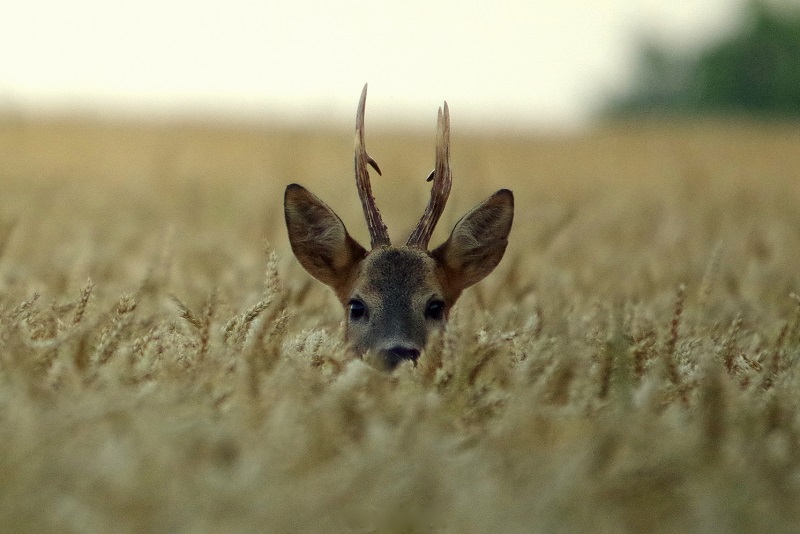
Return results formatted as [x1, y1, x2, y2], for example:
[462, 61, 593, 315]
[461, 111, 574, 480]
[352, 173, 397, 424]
[355, 84, 391, 249]
[406, 102, 452, 249]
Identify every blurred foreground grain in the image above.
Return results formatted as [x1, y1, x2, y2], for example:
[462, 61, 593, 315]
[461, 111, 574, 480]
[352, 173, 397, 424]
[1, 116, 799, 532]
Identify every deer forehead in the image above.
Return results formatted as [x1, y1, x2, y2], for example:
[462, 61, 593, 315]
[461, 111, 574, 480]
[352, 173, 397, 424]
[352, 248, 442, 302]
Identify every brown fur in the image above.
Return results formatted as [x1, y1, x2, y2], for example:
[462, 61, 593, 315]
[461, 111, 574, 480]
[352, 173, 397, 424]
[284, 185, 514, 368]
[283, 184, 367, 297]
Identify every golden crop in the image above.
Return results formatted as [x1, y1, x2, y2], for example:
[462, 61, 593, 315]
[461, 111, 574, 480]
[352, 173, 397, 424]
[1, 116, 799, 532]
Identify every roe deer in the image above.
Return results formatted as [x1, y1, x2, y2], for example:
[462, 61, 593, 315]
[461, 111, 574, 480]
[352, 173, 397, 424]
[284, 84, 513, 370]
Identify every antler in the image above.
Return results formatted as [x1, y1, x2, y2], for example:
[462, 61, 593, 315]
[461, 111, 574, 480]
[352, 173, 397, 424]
[354, 84, 391, 249]
[406, 102, 452, 249]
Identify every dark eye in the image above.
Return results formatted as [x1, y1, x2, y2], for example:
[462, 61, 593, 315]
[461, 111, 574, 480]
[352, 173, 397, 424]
[348, 299, 367, 321]
[425, 299, 445, 321]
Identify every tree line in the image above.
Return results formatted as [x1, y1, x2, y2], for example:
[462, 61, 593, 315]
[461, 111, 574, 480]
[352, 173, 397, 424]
[606, 1, 800, 118]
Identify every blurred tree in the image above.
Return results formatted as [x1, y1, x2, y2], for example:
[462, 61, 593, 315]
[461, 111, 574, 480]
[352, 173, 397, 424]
[606, 1, 800, 118]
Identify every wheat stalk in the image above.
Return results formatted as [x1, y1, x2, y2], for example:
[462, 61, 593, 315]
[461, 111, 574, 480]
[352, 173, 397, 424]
[72, 277, 94, 326]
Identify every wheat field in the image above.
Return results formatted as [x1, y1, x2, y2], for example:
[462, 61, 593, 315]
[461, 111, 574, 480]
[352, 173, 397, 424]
[1, 115, 800, 533]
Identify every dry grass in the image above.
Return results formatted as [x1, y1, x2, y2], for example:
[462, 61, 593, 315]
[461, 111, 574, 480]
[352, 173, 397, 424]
[1, 115, 800, 533]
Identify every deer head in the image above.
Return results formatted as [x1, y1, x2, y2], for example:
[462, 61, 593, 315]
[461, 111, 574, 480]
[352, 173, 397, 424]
[284, 85, 514, 370]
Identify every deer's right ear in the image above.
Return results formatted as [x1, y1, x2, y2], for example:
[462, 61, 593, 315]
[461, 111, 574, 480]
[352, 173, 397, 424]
[284, 184, 367, 292]
[431, 189, 514, 302]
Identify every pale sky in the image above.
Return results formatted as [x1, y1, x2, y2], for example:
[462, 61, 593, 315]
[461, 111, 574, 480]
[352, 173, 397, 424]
[0, 0, 749, 130]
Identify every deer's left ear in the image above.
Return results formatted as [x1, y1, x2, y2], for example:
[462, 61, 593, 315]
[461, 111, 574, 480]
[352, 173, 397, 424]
[284, 184, 367, 295]
[431, 189, 514, 300]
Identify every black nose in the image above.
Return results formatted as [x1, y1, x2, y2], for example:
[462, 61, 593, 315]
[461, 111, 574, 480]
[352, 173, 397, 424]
[384, 346, 421, 368]
[390, 346, 420, 360]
